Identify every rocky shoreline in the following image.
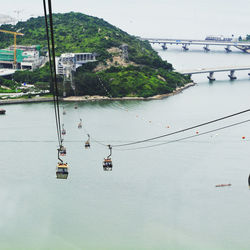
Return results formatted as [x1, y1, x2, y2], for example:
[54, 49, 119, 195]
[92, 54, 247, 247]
[0, 82, 195, 105]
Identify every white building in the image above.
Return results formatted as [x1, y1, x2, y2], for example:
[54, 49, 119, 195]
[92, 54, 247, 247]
[20, 51, 45, 70]
[56, 52, 96, 75]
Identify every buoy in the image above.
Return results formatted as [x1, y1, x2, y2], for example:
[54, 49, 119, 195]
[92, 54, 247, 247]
[196, 131, 199, 134]
[242, 136, 246, 139]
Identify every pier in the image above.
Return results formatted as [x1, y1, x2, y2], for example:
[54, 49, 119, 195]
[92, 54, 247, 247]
[176, 66, 250, 81]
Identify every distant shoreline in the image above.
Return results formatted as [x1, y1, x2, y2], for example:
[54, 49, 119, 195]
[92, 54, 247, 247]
[0, 82, 195, 105]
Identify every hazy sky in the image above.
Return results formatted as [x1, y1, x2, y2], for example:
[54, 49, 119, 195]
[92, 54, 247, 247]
[1, 0, 250, 38]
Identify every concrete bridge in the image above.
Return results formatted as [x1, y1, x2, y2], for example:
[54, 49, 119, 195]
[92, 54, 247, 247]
[176, 66, 250, 81]
[142, 38, 250, 53]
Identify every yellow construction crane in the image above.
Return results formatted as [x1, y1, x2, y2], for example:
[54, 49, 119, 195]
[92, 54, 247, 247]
[0, 29, 24, 69]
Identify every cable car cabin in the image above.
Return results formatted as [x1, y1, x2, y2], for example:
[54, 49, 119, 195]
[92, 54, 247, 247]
[62, 107, 66, 115]
[59, 146, 66, 156]
[62, 129, 66, 135]
[0, 109, 6, 115]
[85, 141, 90, 148]
[103, 158, 112, 171]
[56, 162, 69, 179]
[85, 134, 90, 148]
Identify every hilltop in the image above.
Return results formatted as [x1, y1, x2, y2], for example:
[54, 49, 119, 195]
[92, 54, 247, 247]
[0, 12, 190, 98]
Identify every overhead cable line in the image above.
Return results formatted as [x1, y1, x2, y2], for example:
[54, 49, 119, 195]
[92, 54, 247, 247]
[43, 0, 69, 179]
[43, 0, 62, 147]
[111, 108, 250, 148]
[114, 119, 250, 151]
[47, 0, 63, 144]
[43, 0, 60, 144]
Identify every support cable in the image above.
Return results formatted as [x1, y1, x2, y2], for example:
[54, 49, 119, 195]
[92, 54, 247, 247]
[47, 0, 62, 144]
[114, 119, 250, 151]
[43, 0, 62, 147]
[111, 108, 250, 148]
[43, 0, 61, 146]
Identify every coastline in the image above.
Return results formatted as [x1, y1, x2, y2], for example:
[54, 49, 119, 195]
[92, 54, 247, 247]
[0, 82, 195, 105]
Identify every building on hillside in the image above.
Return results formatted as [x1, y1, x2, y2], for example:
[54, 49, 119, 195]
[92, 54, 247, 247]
[56, 52, 96, 75]
[56, 52, 97, 97]
[0, 45, 45, 70]
[20, 50, 45, 70]
[7, 45, 41, 52]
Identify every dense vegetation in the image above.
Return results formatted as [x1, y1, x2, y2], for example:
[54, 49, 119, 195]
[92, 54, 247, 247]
[0, 12, 190, 97]
[0, 76, 21, 92]
[74, 64, 188, 98]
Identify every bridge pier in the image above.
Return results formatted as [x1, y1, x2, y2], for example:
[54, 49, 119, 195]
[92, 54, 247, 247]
[225, 45, 232, 52]
[182, 44, 189, 51]
[161, 43, 167, 50]
[203, 44, 210, 52]
[228, 70, 237, 80]
[207, 72, 215, 81]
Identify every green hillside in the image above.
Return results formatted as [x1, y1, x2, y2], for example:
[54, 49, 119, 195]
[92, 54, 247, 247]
[0, 12, 190, 97]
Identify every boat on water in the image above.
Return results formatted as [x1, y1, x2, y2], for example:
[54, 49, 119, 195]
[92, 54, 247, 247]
[0, 109, 6, 114]
[215, 184, 232, 187]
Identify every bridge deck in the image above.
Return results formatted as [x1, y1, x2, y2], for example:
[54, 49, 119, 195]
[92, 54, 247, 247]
[176, 66, 250, 75]
[143, 38, 250, 47]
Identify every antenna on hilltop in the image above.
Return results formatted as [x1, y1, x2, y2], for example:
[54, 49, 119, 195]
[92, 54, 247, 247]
[13, 10, 24, 23]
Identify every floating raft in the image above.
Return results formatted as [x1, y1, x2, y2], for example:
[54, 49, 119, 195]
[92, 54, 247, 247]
[0, 109, 6, 114]
[215, 184, 232, 187]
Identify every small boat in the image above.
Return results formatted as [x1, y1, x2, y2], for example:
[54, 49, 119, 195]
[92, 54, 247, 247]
[56, 162, 69, 179]
[0, 109, 6, 114]
[215, 184, 232, 187]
